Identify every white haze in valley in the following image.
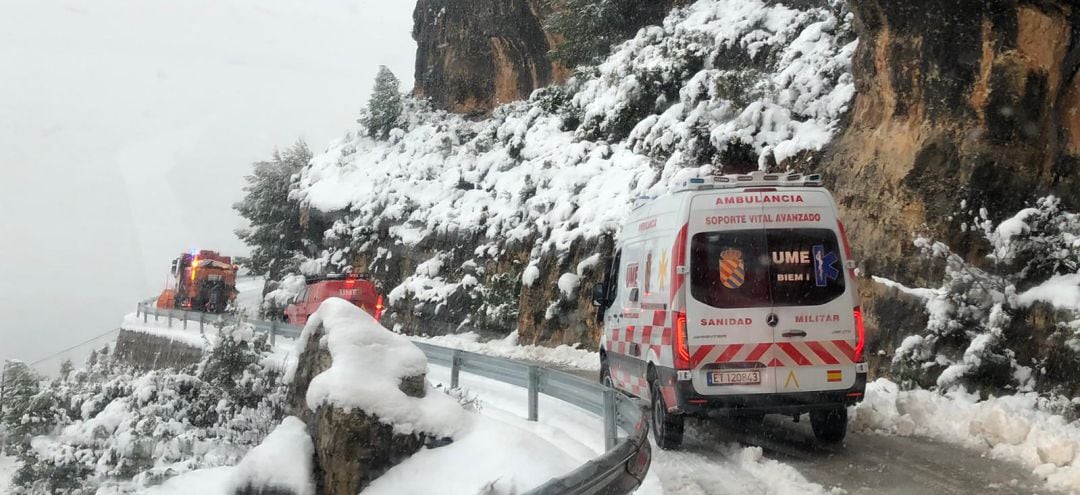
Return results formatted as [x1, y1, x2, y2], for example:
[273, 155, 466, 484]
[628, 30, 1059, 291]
[0, 0, 417, 371]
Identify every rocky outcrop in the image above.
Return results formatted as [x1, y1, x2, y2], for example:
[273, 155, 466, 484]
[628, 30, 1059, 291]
[285, 325, 426, 494]
[814, 1, 1080, 357]
[412, 0, 566, 115]
[411, 0, 688, 115]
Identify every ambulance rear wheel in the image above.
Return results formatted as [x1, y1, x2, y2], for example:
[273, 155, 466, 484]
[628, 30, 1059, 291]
[599, 360, 612, 387]
[650, 381, 684, 450]
[810, 407, 848, 443]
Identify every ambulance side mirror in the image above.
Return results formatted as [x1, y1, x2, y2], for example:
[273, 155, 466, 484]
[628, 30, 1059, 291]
[591, 283, 607, 307]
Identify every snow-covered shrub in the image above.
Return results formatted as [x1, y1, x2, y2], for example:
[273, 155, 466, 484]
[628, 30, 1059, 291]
[881, 196, 1080, 396]
[9, 323, 285, 493]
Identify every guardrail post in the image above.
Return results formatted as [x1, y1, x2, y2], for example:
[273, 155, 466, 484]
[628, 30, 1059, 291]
[450, 350, 462, 389]
[167, 311, 173, 327]
[182, 312, 188, 330]
[528, 366, 540, 422]
[143, 308, 148, 323]
[269, 320, 277, 347]
[603, 388, 618, 450]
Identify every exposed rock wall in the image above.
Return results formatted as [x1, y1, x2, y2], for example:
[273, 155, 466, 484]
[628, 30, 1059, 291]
[816, 1, 1080, 355]
[412, 0, 566, 115]
[411, 0, 688, 115]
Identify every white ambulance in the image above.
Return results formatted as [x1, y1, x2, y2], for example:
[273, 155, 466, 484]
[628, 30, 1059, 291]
[591, 172, 867, 449]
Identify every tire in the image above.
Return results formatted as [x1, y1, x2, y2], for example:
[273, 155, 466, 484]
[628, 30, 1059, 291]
[650, 380, 684, 450]
[810, 407, 848, 443]
[599, 359, 612, 387]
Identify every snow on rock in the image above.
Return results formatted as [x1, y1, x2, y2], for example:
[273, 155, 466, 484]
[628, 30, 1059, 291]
[361, 411, 581, 495]
[852, 378, 1080, 492]
[557, 272, 580, 298]
[230, 416, 315, 495]
[522, 264, 540, 287]
[296, 298, 466, 437]
[413, 331, 601, 372]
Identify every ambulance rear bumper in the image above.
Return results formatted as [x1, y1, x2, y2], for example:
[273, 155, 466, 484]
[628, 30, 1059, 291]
[665, 369, 867, 417]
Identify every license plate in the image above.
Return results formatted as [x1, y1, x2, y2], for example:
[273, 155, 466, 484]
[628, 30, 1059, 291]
[707, 370, 761, 386]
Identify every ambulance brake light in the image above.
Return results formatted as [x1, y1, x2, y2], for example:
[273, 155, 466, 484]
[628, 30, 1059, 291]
[674, 311, 690, 370]
[853, 306, 865, 362]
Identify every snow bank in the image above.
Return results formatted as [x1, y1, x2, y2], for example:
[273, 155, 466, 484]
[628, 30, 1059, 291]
[361, 412, 581, 495]
[413, 331, 601, 372]
[639, 442, 836, 495]
[853, 378, 1080, 492]
[230, 416, 315, 495]
[295, 298, 467, 437]
[0, 455, 18, 493]
[147, 417, 314, 495]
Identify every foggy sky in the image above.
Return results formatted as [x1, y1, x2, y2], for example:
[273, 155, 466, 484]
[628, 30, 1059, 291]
[0, 0, 417, 371]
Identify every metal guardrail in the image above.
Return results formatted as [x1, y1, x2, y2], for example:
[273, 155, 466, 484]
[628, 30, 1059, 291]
[134, 300, 651, 494]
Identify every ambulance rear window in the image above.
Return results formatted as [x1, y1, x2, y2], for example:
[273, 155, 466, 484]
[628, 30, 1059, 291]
[690, 229, 845, 308]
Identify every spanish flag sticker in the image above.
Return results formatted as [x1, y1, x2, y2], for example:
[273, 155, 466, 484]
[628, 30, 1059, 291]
[827, 370, 842, 382]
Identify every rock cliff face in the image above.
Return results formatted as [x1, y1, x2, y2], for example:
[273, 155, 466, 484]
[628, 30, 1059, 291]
[411, 0, 686, 115]
[412, 0, 566, 115]
[814, 1, 1080, 353]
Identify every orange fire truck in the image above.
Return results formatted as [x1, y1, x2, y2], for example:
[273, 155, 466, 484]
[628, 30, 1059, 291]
[156, 250, 239, 314]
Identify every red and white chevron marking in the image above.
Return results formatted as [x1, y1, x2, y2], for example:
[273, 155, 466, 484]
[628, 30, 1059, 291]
[611, 368, 649, 397]
[606, 310, 671, 362]
[689, 340, 858, 368]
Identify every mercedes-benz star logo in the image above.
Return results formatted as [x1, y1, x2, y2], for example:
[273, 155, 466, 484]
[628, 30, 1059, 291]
[766, 314, 779, 327]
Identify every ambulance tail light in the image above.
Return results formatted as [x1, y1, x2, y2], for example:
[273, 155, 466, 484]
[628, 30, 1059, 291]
[853, 306, 865, 362]
[374, 295, 385, 322]
[674, 311, 691, 370]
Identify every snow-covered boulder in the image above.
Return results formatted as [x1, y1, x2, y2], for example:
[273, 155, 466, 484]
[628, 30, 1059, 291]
[284, 298, 466, 494]
[231, 417, 315, 495]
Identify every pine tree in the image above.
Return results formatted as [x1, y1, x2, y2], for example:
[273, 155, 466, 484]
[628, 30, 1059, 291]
[58, 359, 74, 380]
[234, 141, 324, 284]
[546, 0, 672, 67]
[360, 66, 404, 139]
[1, 361, 42, 452]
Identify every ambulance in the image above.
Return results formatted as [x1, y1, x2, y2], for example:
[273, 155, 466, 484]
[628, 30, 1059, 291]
[591, 172, 867, 449]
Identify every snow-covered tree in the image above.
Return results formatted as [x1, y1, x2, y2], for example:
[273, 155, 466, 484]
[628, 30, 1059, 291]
[359, 66, 403, 139]
[10, 325, 286, 493]
[58, 359, 74, 380]
[886, 196, 1080, 396]
[235, 141, 324, 288]
[545, 0, 672, 67]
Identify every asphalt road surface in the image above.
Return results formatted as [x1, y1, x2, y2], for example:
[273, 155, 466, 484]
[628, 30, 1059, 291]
[547, 365, 1046, 494]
